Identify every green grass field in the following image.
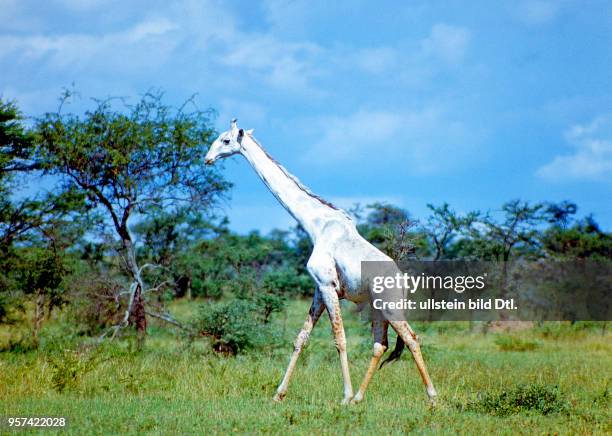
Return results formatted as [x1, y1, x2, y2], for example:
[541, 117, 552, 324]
[1, 299, 610, 434]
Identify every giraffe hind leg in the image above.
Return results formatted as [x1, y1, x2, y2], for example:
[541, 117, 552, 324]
[389, 319, 438, 404]
[351, 315, 388, 404]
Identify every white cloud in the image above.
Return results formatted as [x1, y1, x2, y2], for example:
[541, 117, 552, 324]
[220, 35, 323, 92]
[515, 1, 560, 25]
[303, 106, 481, 173]
[1, 1, 477, 104]
[351, 47, 398, 75]
[262, 0, 313, 34]
[0, 18, 177, 72]
[0, 0, 325, 94]
[126, 18, 176, 41]
[167, 0, 327, 94]
[537, 116, 612, 181]
[420, 23, 470, 65]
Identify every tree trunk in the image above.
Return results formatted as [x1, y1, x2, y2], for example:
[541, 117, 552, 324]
[32, 291, 45, 347]
[120, 231, 148, 348]
[129, 283, 147, 350]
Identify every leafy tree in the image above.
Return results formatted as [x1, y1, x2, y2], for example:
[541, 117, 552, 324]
[458, 200, 544, 261]
[356, 203, 425, 261]
[1, 98, 88, 336]
[132, 207, 226, 299]
[543, 201, 577, 228]
[0, 98, 36, 255]
[363, 202, 409, 226]
[32, 91, 230, 344]
[541, 215, 612, 259]
[424, 202, 478, 260]
[289, 225, 313, 275]
[0, 98, 36, 175]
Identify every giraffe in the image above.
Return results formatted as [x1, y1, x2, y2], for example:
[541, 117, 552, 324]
[204, 119, 437, 405]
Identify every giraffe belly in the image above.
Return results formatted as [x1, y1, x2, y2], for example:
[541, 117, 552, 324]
[317, 219, 391, 303]
[334, 247, 388, 304]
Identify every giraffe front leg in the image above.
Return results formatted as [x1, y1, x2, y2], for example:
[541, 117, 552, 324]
[274, 291, 325, 402]
[320, 287, 354, 404]
[351, 317, 388, 404]
[307, 250, 353, 404]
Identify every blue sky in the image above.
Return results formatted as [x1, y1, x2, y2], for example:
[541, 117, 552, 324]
[2, 0, 611, 233]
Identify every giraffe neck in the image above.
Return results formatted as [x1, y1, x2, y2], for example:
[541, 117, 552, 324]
[239, 134, 344, 239]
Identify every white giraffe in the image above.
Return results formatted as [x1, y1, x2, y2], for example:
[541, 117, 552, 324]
[205, 120, 437, 405]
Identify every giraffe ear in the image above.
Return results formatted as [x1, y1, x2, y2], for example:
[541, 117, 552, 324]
[246, 129, 254, 135]
[231, 118, 238, 130]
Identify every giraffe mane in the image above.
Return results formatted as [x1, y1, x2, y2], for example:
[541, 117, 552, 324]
[247, 133, 352, 220]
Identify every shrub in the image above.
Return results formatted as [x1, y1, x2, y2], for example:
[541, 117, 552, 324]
[0, 335, 38, 353]
[191, 277, 224, 299]
[67, 272, 125, 336]
[494, 335, 542, 351]
[0, 293, 9, 323]
[261, 269, 313, 298]
[47, 349, 104, 393]
[463, 384, 569, 416]
[192, 300, 274, 355]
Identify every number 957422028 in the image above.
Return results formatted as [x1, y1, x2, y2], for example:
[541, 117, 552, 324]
[4, 417, 67, 428]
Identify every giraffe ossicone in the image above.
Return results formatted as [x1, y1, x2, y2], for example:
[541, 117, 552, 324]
[205, 119, 437, 405]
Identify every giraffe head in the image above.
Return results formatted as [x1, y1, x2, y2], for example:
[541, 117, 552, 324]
[205, 119, 253, 165]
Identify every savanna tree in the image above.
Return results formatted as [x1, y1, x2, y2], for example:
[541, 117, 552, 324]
[1, 98, 88, 339]
[33, 92, 230, 342]
[356, 202, 423, 261]
[458, 200, 544, 261]
[0, 98, 37, 254]
[424, 202, 478, 260]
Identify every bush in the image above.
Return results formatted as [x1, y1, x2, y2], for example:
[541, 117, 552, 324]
[191, 277, 224, 299]
[68, 273, 124, 335]
[47, 348, 104, 393]
[0, 334, 38, 353]
[192, 300, 275, 355]
[535, 321, 608, 339]
[495, 335, 542, 351]
[261, 269, 313, 298]
[463, 384, 569, 416]
[0, 293, 9, 323]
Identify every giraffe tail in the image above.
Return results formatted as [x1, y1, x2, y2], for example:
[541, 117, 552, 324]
[379, 336, 405, 369]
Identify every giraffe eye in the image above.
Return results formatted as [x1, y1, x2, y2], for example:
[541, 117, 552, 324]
[222, 139, 230, 145]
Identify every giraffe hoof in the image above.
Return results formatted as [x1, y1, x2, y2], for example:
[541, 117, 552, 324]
[427, 386, 438, 407]
[341, 396, 353, 405]
[349, 393, 363, 404]
[273, 392, 286, 402]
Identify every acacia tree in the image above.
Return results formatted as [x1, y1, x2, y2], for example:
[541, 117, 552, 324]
[132, 207, 226, 299]
[481, 200, 544, 261]
[424, 202, 478, 260]
[1, 98, 89, 340]
[356, 202, 423, 261]
[33, 92, 230, 343]
[0, 99, 37, 253]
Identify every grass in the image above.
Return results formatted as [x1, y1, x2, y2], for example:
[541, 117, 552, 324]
[1, 300, 611, 434]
